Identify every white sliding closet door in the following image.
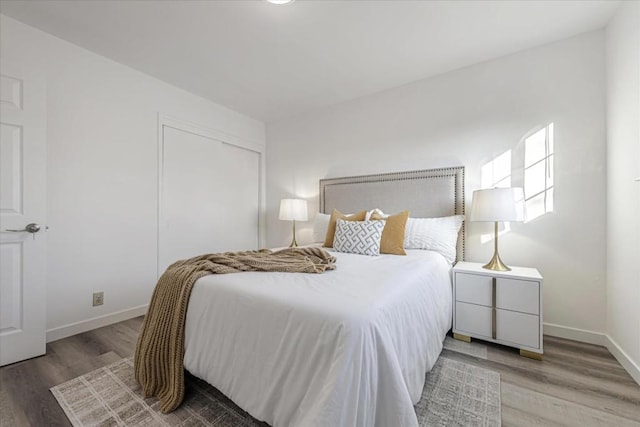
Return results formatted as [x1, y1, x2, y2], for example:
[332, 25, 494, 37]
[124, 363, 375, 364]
[159, 124, 260, 274]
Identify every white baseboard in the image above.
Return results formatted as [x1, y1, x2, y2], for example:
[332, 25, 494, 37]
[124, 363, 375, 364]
[46, 304, 148, 343]
[605, 335, 640, 386]
[543, 323, 606, 346]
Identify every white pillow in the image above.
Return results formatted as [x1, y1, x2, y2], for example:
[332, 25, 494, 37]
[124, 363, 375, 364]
[312, 213, 331, 243]
[333, 219, 384, 256]
[365, 208, 387, 220]
[404, 215, 464, 264]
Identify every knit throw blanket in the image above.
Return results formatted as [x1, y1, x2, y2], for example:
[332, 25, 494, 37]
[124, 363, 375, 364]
[134, 247, 336, 413]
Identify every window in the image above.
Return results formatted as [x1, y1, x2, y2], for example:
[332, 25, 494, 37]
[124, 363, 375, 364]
[524, 123, 554, 221]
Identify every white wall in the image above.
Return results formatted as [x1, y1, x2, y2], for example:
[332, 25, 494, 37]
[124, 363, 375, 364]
[267, 32, 607, 339]
[605, 1, 640, 384]
[0, 15, 265, 340]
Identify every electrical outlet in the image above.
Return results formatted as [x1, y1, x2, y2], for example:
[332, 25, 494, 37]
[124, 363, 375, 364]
[92, 291, 104, 307]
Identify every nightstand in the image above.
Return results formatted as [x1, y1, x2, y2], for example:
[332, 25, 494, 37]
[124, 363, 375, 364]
[452, 261, 544, 360]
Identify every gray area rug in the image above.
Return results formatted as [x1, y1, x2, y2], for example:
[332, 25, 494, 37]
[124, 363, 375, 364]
[51, 356, 500, 426]
[443, 336, 489, 360]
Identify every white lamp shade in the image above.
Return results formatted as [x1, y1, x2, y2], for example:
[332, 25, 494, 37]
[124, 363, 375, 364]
[279, 199, 308, 221]
[470, 188, 525, 222]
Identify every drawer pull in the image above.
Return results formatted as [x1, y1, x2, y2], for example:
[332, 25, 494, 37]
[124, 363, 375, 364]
[492, 277, 497, 339]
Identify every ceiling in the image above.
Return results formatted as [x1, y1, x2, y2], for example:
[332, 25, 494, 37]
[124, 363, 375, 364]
[0, 0, 620, 123]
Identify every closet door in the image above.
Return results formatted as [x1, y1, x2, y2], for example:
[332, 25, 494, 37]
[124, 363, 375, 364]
[159, 125, 260, 274]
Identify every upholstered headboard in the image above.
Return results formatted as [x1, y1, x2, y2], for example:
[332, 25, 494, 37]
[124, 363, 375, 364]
[319, 166, 465, 261]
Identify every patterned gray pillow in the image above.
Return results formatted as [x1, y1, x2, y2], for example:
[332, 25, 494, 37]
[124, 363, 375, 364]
[333, 219, 384, 256]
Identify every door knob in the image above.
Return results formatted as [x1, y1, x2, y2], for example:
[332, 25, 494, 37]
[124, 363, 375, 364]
[5, 223, 41, 233]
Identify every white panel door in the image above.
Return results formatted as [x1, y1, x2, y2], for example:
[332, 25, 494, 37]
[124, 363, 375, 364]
[159, 125, 260, 273]
[0, 68, 47, 366]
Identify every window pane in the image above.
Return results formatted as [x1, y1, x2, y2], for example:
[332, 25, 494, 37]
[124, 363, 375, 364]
[494, 151, 511, 183]
[523, 123, 554, 221]
[494, 176, 511, 188]
[546, 187, 554, 213]
[481, 162, 493, 189]
[525, 161, 546, 198]
[525, 128, 546, 167]
[525, 192, 546, 222]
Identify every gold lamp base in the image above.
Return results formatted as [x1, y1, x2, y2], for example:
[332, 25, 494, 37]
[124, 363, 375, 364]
[482, 221, 511, 271]
[482, 252, 511, 271]
[288, 220, 298, 247]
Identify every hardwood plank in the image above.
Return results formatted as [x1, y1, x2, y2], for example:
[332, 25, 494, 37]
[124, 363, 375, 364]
[486, 344, 640, 402]
[56, 351, 122, 380]
[501, 382, 640, 427]
[0, 382, 16, 427]
[1, 355, 71, 426]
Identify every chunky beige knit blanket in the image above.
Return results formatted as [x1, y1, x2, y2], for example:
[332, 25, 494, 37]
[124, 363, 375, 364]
[134, 247, 336, 413]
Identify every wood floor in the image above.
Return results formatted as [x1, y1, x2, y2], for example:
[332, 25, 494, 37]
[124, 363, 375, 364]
[1, 316, 638, 426]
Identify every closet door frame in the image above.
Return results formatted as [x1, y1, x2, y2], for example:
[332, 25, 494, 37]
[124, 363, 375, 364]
[157, 113, 265, 278]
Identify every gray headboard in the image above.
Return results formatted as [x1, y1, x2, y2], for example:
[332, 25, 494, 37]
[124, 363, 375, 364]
[319, 166, 465, 261]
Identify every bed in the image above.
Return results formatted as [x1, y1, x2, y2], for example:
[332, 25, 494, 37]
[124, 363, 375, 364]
[183, 166, 465, 427]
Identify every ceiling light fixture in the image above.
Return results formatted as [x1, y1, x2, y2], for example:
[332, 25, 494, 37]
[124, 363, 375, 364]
[266, 0, 295, 4]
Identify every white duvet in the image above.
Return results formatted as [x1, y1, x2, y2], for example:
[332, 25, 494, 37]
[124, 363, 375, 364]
[184, 249, 452, 427]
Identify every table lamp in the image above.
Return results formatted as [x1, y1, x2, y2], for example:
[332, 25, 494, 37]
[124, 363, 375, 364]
[470, 187, 525, 271]
[279, 199, 308, 247]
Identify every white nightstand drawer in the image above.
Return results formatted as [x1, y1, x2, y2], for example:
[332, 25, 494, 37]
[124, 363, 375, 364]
[496, 309, 540, 349]
[455, 301, 492, 338]
[496, 278, 539, 315]
[455, 273, 492, 306]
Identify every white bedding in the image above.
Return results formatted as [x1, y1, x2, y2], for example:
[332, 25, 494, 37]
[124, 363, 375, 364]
[184, 249, 453, 427]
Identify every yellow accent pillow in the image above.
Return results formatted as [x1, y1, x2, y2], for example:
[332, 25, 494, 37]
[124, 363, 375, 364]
[324, 209, 367, 247]
[370, 210, 410, 255]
